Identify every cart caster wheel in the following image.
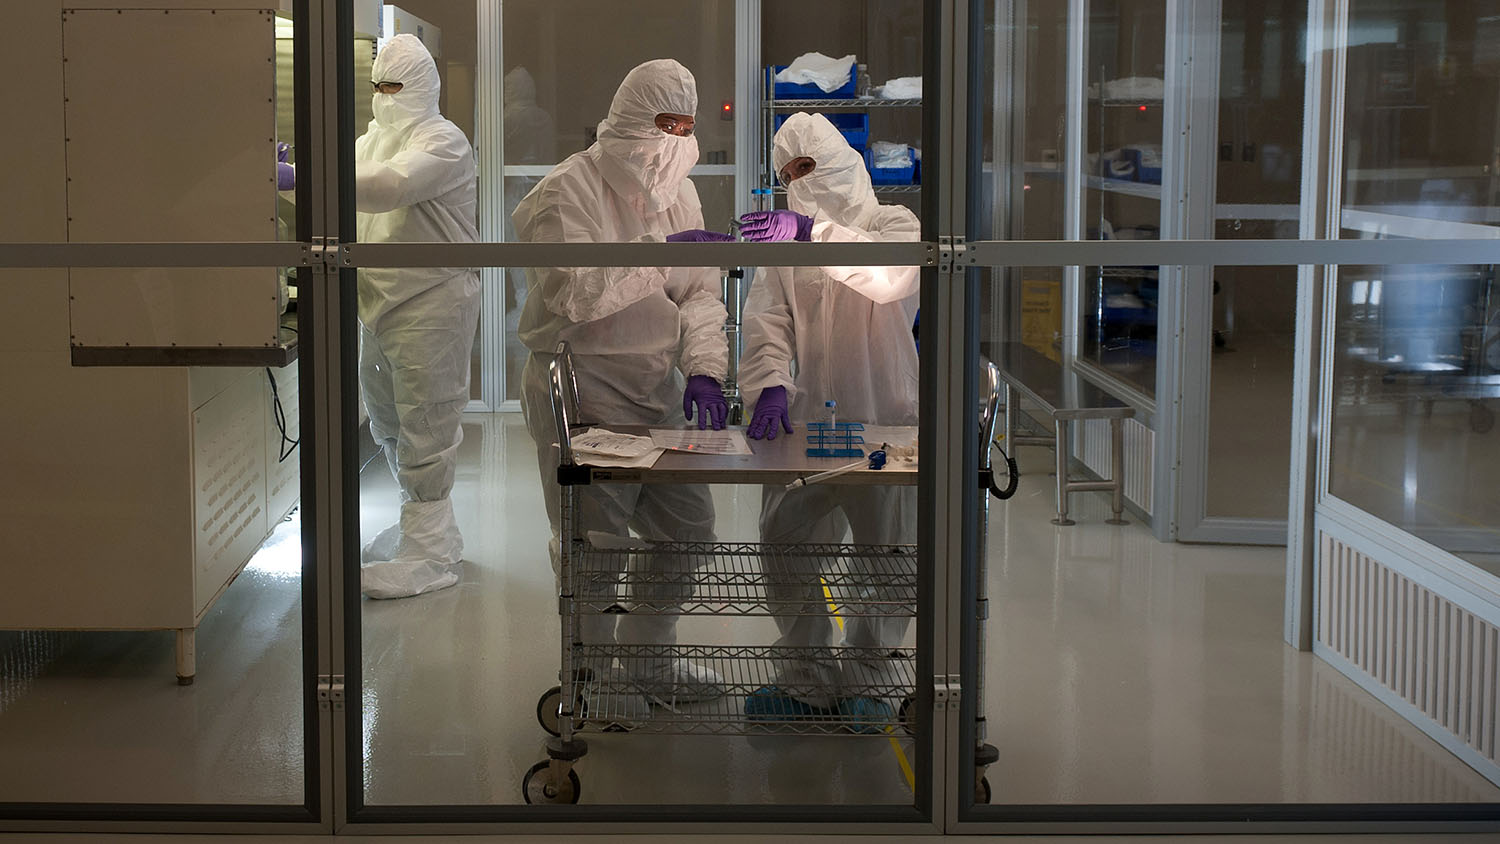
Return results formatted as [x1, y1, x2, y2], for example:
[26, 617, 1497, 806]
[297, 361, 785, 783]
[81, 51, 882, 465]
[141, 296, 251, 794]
[1472, 403, 1495, 434]
[898, 695, 916, 736]
[522, 760, 581, 804]
[976, 775, 992, 804]
[537, 686, 563, 737]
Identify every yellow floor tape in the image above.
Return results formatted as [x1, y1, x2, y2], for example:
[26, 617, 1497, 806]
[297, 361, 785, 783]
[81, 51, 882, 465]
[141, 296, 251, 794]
[821, 577, 917, 793]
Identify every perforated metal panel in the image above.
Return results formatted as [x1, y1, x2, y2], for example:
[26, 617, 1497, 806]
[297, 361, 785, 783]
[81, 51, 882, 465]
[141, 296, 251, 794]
[192, 371, 267, 615]
[1080, 416, 1155, 514]
[1319, 532, 1500, 783]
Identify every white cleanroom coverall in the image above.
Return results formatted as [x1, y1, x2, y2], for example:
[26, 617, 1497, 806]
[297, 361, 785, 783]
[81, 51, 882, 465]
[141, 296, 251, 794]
[739, 112, 921, 710]
[355, 34, 482, 600]
[514, 59, 729, 701]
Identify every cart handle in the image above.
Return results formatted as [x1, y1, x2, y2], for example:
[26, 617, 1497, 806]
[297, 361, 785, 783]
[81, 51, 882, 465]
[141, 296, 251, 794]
[980, 360, 1019, 500]
[549, 341, 584, 467]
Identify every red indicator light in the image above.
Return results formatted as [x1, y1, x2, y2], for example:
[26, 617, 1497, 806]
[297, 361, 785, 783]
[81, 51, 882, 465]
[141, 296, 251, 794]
[1138, 105, 1148, 112]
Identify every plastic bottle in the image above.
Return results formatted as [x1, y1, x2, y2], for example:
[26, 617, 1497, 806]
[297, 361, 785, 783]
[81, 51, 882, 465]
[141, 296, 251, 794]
[825, 400, 838, 429]
[857, 63, 871, 98]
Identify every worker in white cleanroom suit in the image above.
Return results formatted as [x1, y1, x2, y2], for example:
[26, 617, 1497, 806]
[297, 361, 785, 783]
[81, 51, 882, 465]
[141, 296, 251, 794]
[355, 34, 482, 600]
[736, 112, 920, 731]
[514, 59, 732, 712]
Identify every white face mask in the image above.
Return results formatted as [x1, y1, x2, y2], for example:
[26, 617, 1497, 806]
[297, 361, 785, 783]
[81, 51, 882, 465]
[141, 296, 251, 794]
[599, 131, 700, 213]
[788, 168, 868, 226]
[372, 92, 428, 128]
[644, 133, 699, 212]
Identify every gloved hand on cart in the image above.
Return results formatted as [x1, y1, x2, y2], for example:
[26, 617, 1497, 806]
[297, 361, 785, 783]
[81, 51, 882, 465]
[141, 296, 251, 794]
[666, 229, 734, 242]
[737, 210, 813, 242]
[683, 374, 729, 430]
[747, 385, 793, 440]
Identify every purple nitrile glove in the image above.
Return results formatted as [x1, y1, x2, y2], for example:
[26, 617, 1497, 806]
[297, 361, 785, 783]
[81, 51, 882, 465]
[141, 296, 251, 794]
[682, 375, 728, 431]
[738, 210, 813, 243]
[277, 162, 296, 191]
[666, 229, 735, 243]
[747, 385, 793, 441]
[276, 141, 292, 163]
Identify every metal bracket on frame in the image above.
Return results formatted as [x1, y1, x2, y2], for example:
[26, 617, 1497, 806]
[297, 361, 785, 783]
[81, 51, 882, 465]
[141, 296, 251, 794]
[938, 235, 973, 273]
[308, 237, 350, 271]
[934, 674, 962, 710]
[317, 674, 345, 711]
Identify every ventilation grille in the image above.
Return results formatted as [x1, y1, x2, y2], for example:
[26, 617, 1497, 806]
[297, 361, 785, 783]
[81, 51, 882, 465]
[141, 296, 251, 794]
[1319, 533, 1500, 772]
[1078, 417, 1154, 515]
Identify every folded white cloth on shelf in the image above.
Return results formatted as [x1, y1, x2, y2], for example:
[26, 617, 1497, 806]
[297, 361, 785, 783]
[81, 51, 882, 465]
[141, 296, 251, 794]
[775, 52, 857, 93]
[1106, 156, 1135, 178]
[1099, 76, 1165, 100]
[877, 76, 923, 99]
[1104, 293, 1147, 309]
[870, 141, 912, 169]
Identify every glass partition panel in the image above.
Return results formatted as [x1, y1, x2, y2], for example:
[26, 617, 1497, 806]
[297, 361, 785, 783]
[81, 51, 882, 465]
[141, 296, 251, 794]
[0, 267, 309, 810]
[350, 0, 930, 816]
[1205, 266, 1298, 521]
[1214, 0, 1309, 241]
[1330, 0, 1500, 572]
[356, 258, 928, 811]
[1326, 262, 1500, 574]
[963, 263, 1500, 814]
[1341, 0, 1500, 241]
[1075, 0, 1167, 398]
[0, 1, 316, 818]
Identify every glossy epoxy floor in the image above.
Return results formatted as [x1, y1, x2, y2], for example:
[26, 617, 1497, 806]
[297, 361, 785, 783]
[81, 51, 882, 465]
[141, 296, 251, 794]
[1, 413, 1497, 810]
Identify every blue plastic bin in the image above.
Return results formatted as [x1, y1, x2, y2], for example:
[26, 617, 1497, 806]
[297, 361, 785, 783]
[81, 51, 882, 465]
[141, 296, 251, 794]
[865, 147, 918, 185]
[774, 112, 869, 150]
[770, 64, 857, 100]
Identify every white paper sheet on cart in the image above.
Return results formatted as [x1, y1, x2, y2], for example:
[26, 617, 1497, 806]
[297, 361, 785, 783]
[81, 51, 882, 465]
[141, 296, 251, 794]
[565, 428, 665, 468]
[648, 429, 754, 455]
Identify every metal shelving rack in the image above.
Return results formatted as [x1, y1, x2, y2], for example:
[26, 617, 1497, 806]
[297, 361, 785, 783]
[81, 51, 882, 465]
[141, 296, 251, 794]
[760, 84, 925, 198]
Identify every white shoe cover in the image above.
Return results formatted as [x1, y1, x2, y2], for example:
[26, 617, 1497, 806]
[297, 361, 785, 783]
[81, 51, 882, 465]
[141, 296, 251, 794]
[360, 499, 464, 599]
[630, 658, 725, 704]
[361, 559, 459, 599]
[361, 522, 401, 565]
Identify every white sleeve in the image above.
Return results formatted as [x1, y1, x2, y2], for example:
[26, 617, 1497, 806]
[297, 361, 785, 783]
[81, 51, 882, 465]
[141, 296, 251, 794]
[737, 268, 796, 410]
[809, 205, 922, 305]
[666, 267, 729, 381]
[521, 181, 671, 324]
[355, 126, 473, 214]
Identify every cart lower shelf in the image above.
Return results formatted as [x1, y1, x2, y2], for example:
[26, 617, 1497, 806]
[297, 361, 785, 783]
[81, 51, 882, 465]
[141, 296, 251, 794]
[568, 540, 918, 617]
[539, 644, 917, 737]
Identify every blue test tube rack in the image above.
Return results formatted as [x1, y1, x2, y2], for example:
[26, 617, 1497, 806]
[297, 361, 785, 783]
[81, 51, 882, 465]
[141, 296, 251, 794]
[804, 422, 867, 458]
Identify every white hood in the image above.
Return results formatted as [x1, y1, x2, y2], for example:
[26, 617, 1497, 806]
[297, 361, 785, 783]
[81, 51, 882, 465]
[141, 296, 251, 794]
[773, 112, 879, 229]
[371, 34, 441, 130]
[595, 59, 700, 213]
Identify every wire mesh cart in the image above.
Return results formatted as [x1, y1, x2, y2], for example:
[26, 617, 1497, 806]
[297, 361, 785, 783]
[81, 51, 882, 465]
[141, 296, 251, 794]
[522, 343, 1006, 805]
